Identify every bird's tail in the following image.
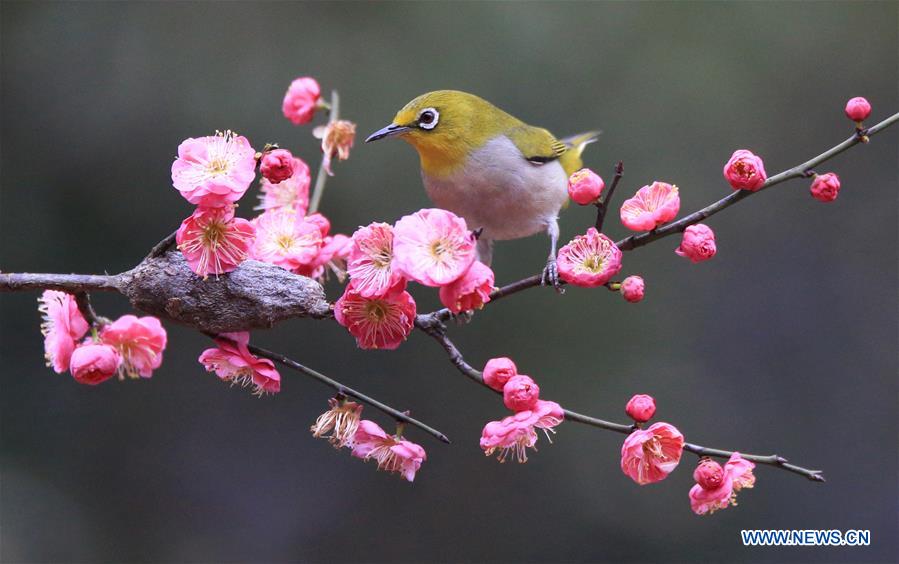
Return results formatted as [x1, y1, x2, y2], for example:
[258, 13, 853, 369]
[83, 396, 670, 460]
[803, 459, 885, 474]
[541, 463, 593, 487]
[558, 131, 600, 176]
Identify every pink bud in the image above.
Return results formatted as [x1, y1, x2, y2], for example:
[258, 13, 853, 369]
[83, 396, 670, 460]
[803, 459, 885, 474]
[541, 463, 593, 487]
[620, 276, 645, 303]
[503, 375, 540, 412]
[844, 97, 871, 122]
[675, 224, 717, 263]
[483, 357, 517, 392]
[723, 150, 767, 191]
[70, 343, 120, 386]
[260, 149, 295, 184]
[282, 77, 322, 125]
[567, 168, 605, 205]
[693, 458, 725, 491]
[305, 212, 331, 238]
[625, 394, 656, 422]
[809, 172, 840, 203]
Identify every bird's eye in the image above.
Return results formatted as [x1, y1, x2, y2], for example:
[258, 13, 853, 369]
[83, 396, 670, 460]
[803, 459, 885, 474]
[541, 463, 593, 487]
[418, 108, 439, 130]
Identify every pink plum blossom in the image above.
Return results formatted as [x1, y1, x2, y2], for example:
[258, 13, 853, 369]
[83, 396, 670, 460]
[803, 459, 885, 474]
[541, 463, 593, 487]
[38, 290, 89, 373]
[296, 233, 354, 282]
[620, 421, 684, 485]
[171, 131, 257, 207]
[809, 172, 841, 203]
[69, 343, 120, 386]
[438, 260, 494, 314]
[557, 227, 623, 287]
[314, 120, 356, 176]
[334, 282, 416, 350]
[351, 420, 427, 482]
[305, 212, 331, 238]
[347, 222, 404, 298]
[100, 315, 167, 379]
[260, 148, 295, 185]
[483, 357, 518, 392]
[252, 208, 323, 271]
[620, 275, 645, 303]
[568, 168, 605, 205]
[844, 97, 871, 122]
[625, 394, 656, 423]
[726, 452, 756, 492]
[620, 181, 680, 231]
[256, 157, 311, 214]
[176, 205, 256, 278]
[723, 150, 767, 191]
[503, 375, 540, 412]
[282, 77, 322, 125]
[480, 400, 564, 463]
[689, 453, 755, 515]
[675, 224, 717, 263]
[393, 208, 477, 287]
[311, 398, 363, 448]
[198, 332, 281, 395]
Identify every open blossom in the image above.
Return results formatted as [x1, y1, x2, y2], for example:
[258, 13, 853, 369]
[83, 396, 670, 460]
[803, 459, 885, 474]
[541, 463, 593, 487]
[69, 343, 120, 386]
[809, 172, 841, 203]
[844, 96, 871, 122]
[393, 208, 477, 287]
[480, 400, 564, 463]
[171, 131, 256, 207]
[438, 260, 494, 313]
[256, 157, 311, 214]
[252, 208, 323, 271]
[314, 120, 356, 176]
[311, 398, 363, 448]
[557, 227, 623, 287]
[351, 420, 426, 482]
[620, 421, 684, 485]
[689, 453, 756, 515]
[347, 223, 403, 298]
[675, 224, 717, 263]
[620, 181, 680, 231]
[297, 233, 354, 281]
[100, 315, 167, 379]
[503, 375, 540, 412]
[198, 332, 280, 395]
[38, 290, 89, 373]
[620, 275, 645, 303]
[625, 394, 656, 423]
[723, 150, 767, 191]
[483, 357, 518, 391]
[282, 77, 322, 125]
[176, 205, 256, 278]
[334, 282, 416, 350]
[568, 168, 605, 205]
[260, 148, 295, 184]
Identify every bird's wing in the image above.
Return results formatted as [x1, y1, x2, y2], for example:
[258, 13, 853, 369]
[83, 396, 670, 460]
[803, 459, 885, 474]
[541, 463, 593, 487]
[506, 125, 568, 165]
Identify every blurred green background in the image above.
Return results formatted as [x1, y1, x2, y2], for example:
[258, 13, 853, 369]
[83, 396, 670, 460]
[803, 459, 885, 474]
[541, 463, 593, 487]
[1, 1, 897, 562]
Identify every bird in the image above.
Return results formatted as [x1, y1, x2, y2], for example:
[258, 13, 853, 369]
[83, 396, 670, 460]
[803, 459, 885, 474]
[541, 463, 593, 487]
[365, 90, 597, 288]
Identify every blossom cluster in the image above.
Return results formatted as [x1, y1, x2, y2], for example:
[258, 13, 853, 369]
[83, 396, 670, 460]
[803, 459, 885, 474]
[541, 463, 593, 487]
[310, 399, 426, 482]
[39, 291, 167, 385]
[335, 208, 495, 350]
[478, 357, 565, 463]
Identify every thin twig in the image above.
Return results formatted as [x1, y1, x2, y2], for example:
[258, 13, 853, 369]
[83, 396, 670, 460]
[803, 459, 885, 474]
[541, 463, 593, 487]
[414, 312, 825, 481]
[73, 292, 105, 328]
[146, 230, 178, 260]
[0, 272, 118, 293]
[307, 90, 340, 215]
[594, 161, 624, 232]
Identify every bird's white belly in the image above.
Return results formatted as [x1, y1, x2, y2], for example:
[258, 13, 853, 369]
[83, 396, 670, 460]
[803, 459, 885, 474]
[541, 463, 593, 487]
[422, 135, 568, 241]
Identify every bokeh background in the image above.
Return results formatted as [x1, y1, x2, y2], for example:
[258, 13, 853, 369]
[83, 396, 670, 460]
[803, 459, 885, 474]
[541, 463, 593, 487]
[1, 2, 897, 563]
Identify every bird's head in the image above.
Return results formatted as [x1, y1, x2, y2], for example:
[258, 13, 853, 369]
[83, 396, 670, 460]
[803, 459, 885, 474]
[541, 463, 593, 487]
[366, 90, 514, 176]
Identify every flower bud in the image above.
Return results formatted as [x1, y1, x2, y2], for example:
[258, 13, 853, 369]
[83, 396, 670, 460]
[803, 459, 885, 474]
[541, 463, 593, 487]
[567, 168, 605, 205]
[282, 77, 322, 125]
[625, 394, 656, 422]
[809, 172, 840, 203]
[844, 97, 871, 122]
[723, 150, 767, 191]
[503, 375, 540, 412]
[675, 224, 717, 263]
[305, 212, 331, 238]
[260, 149, 295, 184]
[620, 275, 645, 303]
[693, 458, 725, 491]
[483, 357, 517, 392]
[70, 343, 120, 385]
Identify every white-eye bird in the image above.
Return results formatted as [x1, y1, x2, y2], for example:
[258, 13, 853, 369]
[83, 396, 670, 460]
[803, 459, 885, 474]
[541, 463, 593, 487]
[365, 90, 597, 287]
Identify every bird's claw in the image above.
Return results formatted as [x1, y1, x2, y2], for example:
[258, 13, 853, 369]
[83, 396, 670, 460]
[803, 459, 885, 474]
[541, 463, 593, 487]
[541, 258, 563, 293]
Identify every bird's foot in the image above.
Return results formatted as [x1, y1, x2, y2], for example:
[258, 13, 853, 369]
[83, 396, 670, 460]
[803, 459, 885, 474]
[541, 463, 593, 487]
[449, 311, 474, 325]
[541, 257, 564, 293]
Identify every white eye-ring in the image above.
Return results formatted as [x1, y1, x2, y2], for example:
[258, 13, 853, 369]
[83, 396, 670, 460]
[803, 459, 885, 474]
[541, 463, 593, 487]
[418, 107, 439, 130]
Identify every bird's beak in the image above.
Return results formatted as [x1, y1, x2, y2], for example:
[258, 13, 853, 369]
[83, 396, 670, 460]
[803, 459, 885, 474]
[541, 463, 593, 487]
[365, 123, 412, 143]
